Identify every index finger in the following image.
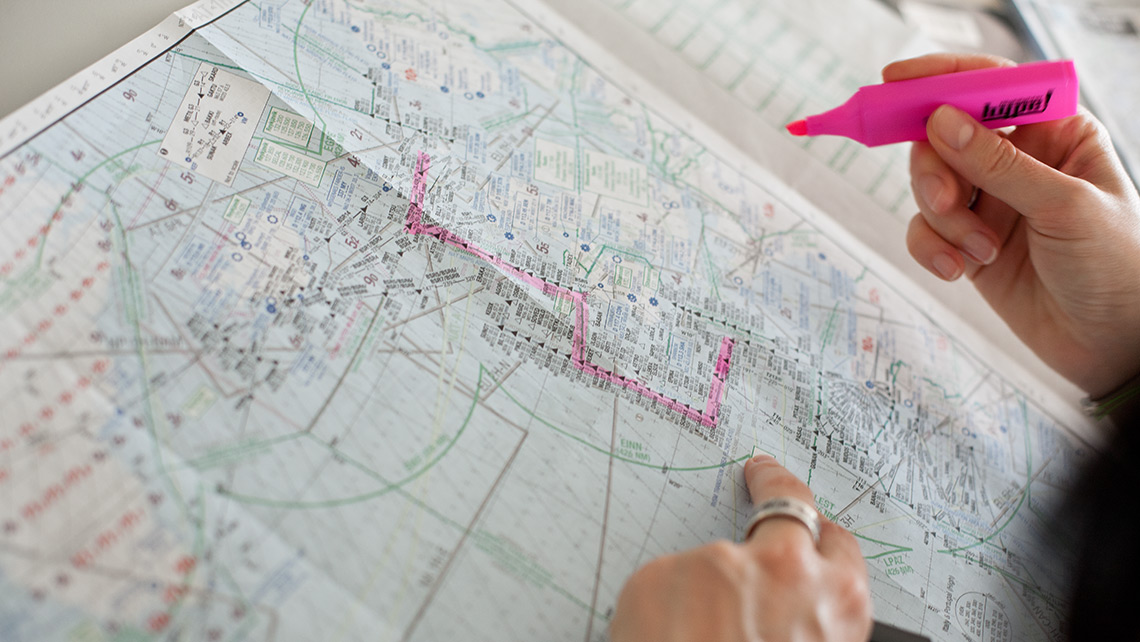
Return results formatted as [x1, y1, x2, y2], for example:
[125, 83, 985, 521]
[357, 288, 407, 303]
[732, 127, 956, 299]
[743, 454, 815, 507]
[742, 454, 821, 548]
[881, 52, 1015, 83]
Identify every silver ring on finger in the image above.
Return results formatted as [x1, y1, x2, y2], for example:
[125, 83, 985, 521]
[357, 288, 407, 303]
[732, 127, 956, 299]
[744, 497, 822, 547]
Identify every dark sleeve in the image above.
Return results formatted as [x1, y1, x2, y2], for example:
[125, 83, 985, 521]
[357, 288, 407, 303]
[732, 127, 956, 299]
[1062, 406, 1140, 642]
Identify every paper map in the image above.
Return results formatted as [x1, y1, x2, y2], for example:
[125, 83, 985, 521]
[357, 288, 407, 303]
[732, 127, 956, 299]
[0, 1, 1091, 640]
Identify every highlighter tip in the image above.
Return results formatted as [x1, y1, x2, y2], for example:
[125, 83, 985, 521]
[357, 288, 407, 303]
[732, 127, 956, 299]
[786, 119, 809, 136]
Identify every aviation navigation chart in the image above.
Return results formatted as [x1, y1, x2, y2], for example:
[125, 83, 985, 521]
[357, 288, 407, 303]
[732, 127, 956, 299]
[0, 0, 1090, 640]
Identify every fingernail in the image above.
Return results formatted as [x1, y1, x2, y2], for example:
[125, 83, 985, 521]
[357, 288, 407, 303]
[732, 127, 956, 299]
[750, 453, 775, 464]
[932, 105, 974, 150]
[932, 253, 960, 280]
[917, 175, 945, 212]
[962, 232, 997, 264]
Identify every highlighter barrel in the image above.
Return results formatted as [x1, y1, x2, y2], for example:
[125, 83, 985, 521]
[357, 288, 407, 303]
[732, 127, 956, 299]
[794, 60, 1079, 147]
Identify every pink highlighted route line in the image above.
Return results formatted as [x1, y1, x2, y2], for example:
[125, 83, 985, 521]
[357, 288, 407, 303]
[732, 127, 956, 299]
[405, 151, 735, 428]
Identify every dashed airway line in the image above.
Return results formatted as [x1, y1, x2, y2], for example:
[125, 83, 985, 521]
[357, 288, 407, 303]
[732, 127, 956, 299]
[15, 358, 111, 443]
[0, 211, 64, 278]
[0, 261, 110, 369]
[405, 151, 735, 428]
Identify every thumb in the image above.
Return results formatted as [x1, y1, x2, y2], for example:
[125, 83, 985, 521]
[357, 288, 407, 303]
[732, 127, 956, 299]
[926, 105, 1083, 222]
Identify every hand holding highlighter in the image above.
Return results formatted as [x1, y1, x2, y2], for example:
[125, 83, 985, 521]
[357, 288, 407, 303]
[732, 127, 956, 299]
[786, 60, 1079, 146]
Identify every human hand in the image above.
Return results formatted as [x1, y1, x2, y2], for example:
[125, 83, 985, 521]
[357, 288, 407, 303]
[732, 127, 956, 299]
[609, 455, 872, 642]
[884, 53, 1140, 398]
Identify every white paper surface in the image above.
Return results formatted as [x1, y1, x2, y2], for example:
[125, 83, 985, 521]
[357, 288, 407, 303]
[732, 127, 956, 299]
[0, 1, 1096, 641]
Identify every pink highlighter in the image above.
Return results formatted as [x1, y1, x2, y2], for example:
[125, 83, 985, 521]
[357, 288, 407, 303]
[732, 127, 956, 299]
[786, 60, 1079, 147]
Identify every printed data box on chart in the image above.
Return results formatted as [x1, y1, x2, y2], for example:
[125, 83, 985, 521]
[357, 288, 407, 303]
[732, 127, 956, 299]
[160, 62, 269, 185]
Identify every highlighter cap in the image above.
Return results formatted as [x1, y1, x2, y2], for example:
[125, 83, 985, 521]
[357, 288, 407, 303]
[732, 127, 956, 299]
[803, 60, 1079, 147]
